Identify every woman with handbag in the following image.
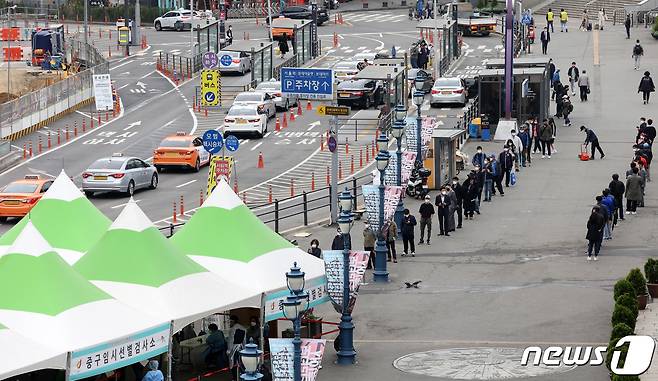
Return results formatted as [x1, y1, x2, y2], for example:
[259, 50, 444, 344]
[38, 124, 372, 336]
[578, 69, 590, 101]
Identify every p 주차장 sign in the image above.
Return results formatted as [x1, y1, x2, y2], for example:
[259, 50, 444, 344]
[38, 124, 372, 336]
[92, 74, 114, 112]
[269, 338, 326, 381]
[281, 68, 333, 101]
[69, 323, 170, 381]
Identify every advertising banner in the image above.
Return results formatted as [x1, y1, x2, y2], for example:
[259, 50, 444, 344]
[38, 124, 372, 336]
[92, 74, 113, 111]
[404, 117, 434, 160]
[322, 250, 370, 314]
[269, 339, 326, 381]
[384, 151, 418, 190]
[264, 277, 330, 323]
[362, 185, 404, 232]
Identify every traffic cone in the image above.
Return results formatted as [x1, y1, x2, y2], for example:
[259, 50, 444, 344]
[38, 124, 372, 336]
[200, 190, 204, 206]
[180, 195, 185, 216]
[326, 166, 330, 185]
[258, 152, 264, 168]
[268, 185, 273, 204]
[311, 172, 315, 191]
[283, 112, 288, 128]
[345, 141, 349, 154]
[306, 100, 312, 110]
[22, 144, 26, 159]
[290, 110, 296, 122]
[275, 117, 281, 131]
[297, 102, 303, 116]
[290, 178, 295, 197]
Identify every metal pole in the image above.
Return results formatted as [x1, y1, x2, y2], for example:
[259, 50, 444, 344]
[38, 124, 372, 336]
[337, 224, 356, 364]
[84, 0, 88, 46]
[124, 0, 130, 56]
[293, 316, 302, 381]
[373, 166, 389, 282]
[311, 1, 318, 57]
[416, 99, 422, 164]
[267, 0, 273, 41]
[394, 134, 404, 236]
[504, 0, 513, 119]
[330, 115, 338, 224]
[190, 0, 194, 55]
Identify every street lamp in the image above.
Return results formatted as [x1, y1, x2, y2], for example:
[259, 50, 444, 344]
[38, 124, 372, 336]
[374, 143, 390, 282]
[391, 104, 407, 236]
[283, 263, 309, 381]
[239, 338, 263, 381]
[336, 189, 356, 365]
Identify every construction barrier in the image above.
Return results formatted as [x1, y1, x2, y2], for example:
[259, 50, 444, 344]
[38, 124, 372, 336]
[2, 47, 23, 61]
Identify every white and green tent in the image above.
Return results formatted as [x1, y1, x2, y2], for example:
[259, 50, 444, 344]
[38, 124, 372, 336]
[171, 179, 326, 295]
[0, 221, 167, 356]
[0, 170, 111, 264]
[74, 199, 260, 332]
[0, 323, 67, 379]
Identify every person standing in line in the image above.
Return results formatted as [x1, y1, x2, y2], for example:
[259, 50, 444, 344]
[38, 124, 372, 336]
[363, 224, 376, 269]
[548, 60, 556, 86]
[473, 166, 485, 214]
[531, 118, 542, 154]
[546, 8, 555, 32]
[483, 157, 494, 201]
[609, 173, 626, 222]
[578, 69, 590, 101]
[568, 62, 579, 96]
[559, 8, 568, 32]
[462, 175, 478, 220]
[548, 117, 559, 153]
[278, 33, 290, 59]
[632, 40, 644, 70]
[586, 206, 606, 261]
[581, 125, 605, 159]
[598, 8, 606, 30]
[539, 119, 553, 158]
[511, 129, 524, 169]
[385, 218, 398, 263]
[638, 71, 655, 104]
[472, 146, 486, 168]
[490, 154, 504, 196]
[518, 125, 531, 166]
[451, 177, 464, 228]
[307, 239, 322, 258]
[499, 146, 514, 187]
[625, 14, 631, 39]
[445, 184, 458, 233]
[226, 25, 233, 45]
[435, 187, 451, 236]
[552, 69, 561, 100]
[418, 195, 435, 244]
[562, 95, 573, 127]
[644, 118, 656, 143]
[625, 167, 644, 215]
[540, 27, 550, 55]
[600, 192, 615, 239]
[580, 10, 589, 31]
[400, 209, 417, 257]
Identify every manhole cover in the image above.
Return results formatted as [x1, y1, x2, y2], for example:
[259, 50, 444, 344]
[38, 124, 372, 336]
[393, 347, 576, 380]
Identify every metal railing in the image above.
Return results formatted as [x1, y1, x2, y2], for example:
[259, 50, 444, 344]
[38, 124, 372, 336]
[158, 51, 202, 80]
[273, 54, 299, 80]
[226, 3, 282, 19]
[454, 95, 480, 139]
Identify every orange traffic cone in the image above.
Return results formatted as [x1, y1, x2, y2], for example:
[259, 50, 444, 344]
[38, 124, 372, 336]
[290, 110, 296, 122]
[283, 112, 288, 128]
[275, 117, 281, 131]
[306, 100, 312, 110]
[258, 152, 264, 168]
[297, 102, 303, 116]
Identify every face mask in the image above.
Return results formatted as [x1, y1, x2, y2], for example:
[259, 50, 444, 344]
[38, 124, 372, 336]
[504, 148, 509, 152]
[511, 133, 516, 136]
[250, 322, 257, 327]
[477, 150, 482, 153]
[452, 181, 457, 185]
[441, 192, 447, 195]
[311, 244, 317, 248]
[425, 199, 430, 203]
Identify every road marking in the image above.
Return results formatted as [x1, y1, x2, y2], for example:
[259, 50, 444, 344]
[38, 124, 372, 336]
[111, 199, 141, 209]
[593, 29, 600, 66]
[250, 141, 263, 151]
[119, 83, 129, 90]
[483, 48, 492, 53]
[176, 179, 197, 188]
[264, 132, 271, 138]
[26, 168, 56, 178]
[477, 45, 486, 49]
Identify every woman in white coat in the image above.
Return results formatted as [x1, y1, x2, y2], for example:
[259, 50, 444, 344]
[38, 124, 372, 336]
[598, 8, 606, 30]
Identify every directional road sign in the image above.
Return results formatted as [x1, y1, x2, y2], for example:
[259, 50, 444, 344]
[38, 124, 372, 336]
[202, 130, 224, 154]
[281, 68, 334, 101]
[220, 54, 233, 67]
[327, 136, 337, 153]
[202, 52, 218, 69]
[201, 69, 221, 107]
[317, 105, 350, 116]
[225, 135, 240, 152]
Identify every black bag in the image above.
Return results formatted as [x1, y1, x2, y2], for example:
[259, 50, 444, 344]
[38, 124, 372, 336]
[587, 87, 591, 94]
[587, 22, 592, 31]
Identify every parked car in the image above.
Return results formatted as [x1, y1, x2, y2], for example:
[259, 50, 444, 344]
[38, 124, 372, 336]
[233, 91, 276, 118]
[333, 61, 361, 82]
[217, 51, 251, 75]
[336, 79, 384, 109]
[255, 80, 299, 111]
[223, 104, 268, 138]
[407, 68, 434, 97]
[82, 154, 158, 197]
[430, 77, 467, 107]
[0, 175, 53, 221]
[267, 5, 329, 25]
[152, 132, 211, 172]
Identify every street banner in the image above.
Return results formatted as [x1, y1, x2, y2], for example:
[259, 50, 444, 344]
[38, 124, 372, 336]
[322, 250, 369, 314]
[362, 185, 404, 232]
[92, 74, 113, 111]
[269, 339, 326, 381]
[69, 323, 170, 381]
[206, 156, 233, 196]
[404, 117, 434, 160]
[264, 277, 330, 322]
[384, 151, 418, 190]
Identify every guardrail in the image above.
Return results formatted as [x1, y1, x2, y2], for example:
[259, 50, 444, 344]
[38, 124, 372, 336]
[226, 3, 282, 19]
[454, 95, 480, 139]
[273, 54, 299, 80]
[158, 51, 202, 81]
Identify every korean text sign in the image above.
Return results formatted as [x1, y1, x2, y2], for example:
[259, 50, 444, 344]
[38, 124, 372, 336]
[69, 323, 170, 381]
[280, 68, 333, 100]
[269, 339, 326, 381]
[264, 277, 330, 322]
[92, 74, 113, 112]
[322, 250, 369, 314]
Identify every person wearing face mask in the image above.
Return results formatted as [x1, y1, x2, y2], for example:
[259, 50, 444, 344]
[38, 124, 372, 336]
[246, 317, 261, 346]
[489, 155, 503, 197]
[363, 224, 376, 269]
[385, 217, 398, 262]
[518, 126, 531, 166]
[435, 187, 452, 236]
[498, 146, 515, 187]
[445, 185, 457, 233]
[401, 209, 417, 257]
[483, 158, 493, 201]
[451, 177, 464, 229]
[472, 146, 486, 168]
[418, 195, 435, 244]
[307, 239, 322, 258]
[586, 206, 606, 260]
[510, 130, 524, 170]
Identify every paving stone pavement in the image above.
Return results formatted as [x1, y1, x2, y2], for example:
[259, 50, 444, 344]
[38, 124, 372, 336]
[635, 300, 658, 381]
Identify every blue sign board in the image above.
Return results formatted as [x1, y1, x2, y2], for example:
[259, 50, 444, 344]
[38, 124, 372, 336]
[220, 54, 233, 67]
[202, 130, 224, 154]
[225, 135, 240, 152]
[280, 67, 334, 100]
[327, 136, 337, 153]
[204, 92, 217, 104]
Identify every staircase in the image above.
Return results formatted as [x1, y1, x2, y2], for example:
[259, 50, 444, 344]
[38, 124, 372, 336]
[535, 0, 642, 18]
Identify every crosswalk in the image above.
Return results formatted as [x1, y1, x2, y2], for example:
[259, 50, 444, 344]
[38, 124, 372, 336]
[341, 12, 408, 23]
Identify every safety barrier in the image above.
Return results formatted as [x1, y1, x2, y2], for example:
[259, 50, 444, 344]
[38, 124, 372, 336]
[157, 51, 202, 82]
[454, 95, 480, 142]
[226, 3, 282, 19]
[273, 54, 298, 80]
[2, 46, 23, 61]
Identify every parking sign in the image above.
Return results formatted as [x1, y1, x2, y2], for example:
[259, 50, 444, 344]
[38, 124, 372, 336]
[281, 68, 334, 100]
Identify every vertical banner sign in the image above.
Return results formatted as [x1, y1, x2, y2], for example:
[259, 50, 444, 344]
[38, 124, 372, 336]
[206, 156, 234, 196]
[69, 323, 170, 381]
[361, 185, 404, 232]
[404, 117, 435, 160]
[92, 74, 113, 111]
[201, 69, 221, 107]
[263, 277, 330, 322]
[384, 152, 417, 192]
[322, 250, 370, 314]
[269, 339, 326, 381]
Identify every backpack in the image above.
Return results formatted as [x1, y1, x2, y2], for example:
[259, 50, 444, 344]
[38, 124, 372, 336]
[634, 45, 643, 56]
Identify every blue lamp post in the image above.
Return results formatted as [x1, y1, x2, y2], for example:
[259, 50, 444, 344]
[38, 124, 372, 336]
[239, 338, 263, 381]
[373, 136, 390, 282]
[282, 263, 308, 381]
[391, 104, 407, 236]
[413, 73, 426, 165]
[336, 189, 356, 364]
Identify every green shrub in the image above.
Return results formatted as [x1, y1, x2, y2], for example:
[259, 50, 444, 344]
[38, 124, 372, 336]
[606, 339, 629, 371]
[616, 294, 639, 319]
[645, 258, 658, 283]
[611, 374, 640, 381]
[614, 279, 635, 301]
[610, 322, 634, 343]
[611, 304, 636, 331]
[626, 268, 647, 297]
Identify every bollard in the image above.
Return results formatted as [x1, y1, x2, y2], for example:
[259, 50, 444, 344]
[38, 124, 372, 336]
[360, 148, 363, 168]
[290, 178, 295, 197]
[339, 162, 343, 180]
[98, 112, 102, 125]
[82, 119, 86, 132]
[172, 201, 177, 224]
[268, 185, 273, 204]
[180, 195, 185, 216]
[91, 114, 94, 129]
[29, 141, 33, 157]
[234, 177, 239, 193]
[38, 137, 42, 154]
[112, 108, 116, 118]
[204, 107, 208, 117]
[320, 135, 324, 151]
[65, 127, 69, 141]
[57, 129, 61, 145]
[200, 190, 204, 206]
[372, 140, 376, 156]
[326, 166, 330, 185]
[366, 144, 370, 162]
[99, 29, 101, 38]
[22, 144, 26, 159]
[242, 191, 247, 203]
[350, 155, 354, 174]
[74, 127, 78, 137]
[283, 112, 288, 128]
[311, 172, 315, 191]
[345, 140, 349, 154]
[48, 132, 52, 149]
[297, 102, 303, 116]
[275, 117, 281, 131]
[105, 111, 109, 122]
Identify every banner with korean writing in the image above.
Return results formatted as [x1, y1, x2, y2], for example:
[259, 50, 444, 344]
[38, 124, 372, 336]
[269, 339, 326, 381]
[362, 185, 404, 233]
[322, 250, 369, 314]
[207, 156, 234, 196]
[384, 151, 417, 189]
[404, 117, 434, 160]
[69, 323, 170, 381]
[264, 277, 330, 322]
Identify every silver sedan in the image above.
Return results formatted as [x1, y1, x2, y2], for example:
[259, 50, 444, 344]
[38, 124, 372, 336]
[82, 154, 158, 197]
[233, 91, 276, 118]
[255, 80, 299, 111]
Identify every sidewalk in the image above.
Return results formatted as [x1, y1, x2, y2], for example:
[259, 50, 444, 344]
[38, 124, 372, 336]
[635, 302, 658, 381]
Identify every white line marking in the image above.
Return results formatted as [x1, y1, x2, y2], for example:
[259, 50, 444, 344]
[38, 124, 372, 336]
[176, 179, 197, 188]
[250, 141, 263, 151]
[111, 199, 141, 209]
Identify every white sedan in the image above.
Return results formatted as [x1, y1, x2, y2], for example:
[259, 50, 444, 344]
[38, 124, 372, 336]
[430, 77, 467, 107]
[233, 91, 276, 118]
[153, 9, 214, 31]
[255, 80, 298, 111]
[223, 104, 268, 138]
[217, 51, 251, 75]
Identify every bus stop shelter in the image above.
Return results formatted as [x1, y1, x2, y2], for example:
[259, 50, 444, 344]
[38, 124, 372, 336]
[270, 18, 316, 65]
[196, 20, 221, 56]
[223, 41, 274, 86]
[354, 65, 406, 111]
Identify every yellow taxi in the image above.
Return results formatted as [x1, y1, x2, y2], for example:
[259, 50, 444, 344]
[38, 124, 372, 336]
[0, 175, 54, 221]
[153, 132, 211, 172]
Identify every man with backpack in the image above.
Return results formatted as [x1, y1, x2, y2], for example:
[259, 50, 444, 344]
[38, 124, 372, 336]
[632, 40, 644, 70]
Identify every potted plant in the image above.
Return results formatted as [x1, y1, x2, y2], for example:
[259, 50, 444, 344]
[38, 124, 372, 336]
[614, 279, 635, 301]
[611, 304, 636, 331]
[300, 308, 323, 338]
[644, 258, 658, 297]
[652, 20, 658, 39]
[610, 322, 634, 344]
[627, 268, 648, 310]
[616, 294, 639, 320]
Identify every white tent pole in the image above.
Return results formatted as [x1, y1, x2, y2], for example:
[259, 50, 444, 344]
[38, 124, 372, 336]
[65, 352, 71, 381]
[166, 321, 174, 381]
[260, 292, 266, 356]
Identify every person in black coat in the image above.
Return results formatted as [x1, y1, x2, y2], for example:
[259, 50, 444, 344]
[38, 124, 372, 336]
[608, 173, 626, 221]
[462, 175, 479, 220]
[581, 125, 605, 159]
[451, 177, 464, 228]
[586, 206, 606, 260]
[400, 209, 417, 257]
[331, 230, 346, 250]
[435, 187, 452, 236]
[498, 146, 515, 187]
[638, 71, 655, 104]
[540, 27, 550, 54]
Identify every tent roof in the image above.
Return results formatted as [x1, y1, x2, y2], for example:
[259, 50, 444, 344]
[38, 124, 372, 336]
[0, 324, 67, 379]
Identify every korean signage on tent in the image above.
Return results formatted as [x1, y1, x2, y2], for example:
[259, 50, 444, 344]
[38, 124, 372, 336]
[361, 185, 404, 232]
[69, 323, 170, 381]
[322, 250, 369, 314]
[269, 339, 326, 381]
[264, 277, 330, 322]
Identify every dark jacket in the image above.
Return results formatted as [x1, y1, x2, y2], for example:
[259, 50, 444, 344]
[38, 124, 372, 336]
[518, 130, 531, 148]
[540, 30, 550, 43]
[419, 202, 435, 219]
[472, 152, 486, 168]
[568, 66, 580, 81]
[644, 125, 656, 142]
[499, 151, 514, 171]
[435, 194, 452, 214]
[586, 211, 606, 241]
[452, 182, 464, 202]
[639, 76, 655, 93]
[626, 174, 644, 201]
[584, 129, 598, 144]
[539, 123, 553, 141]
[608, 179, 625, 200]
[401, 214, 417, 236]
[331, 234, 345, 250]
